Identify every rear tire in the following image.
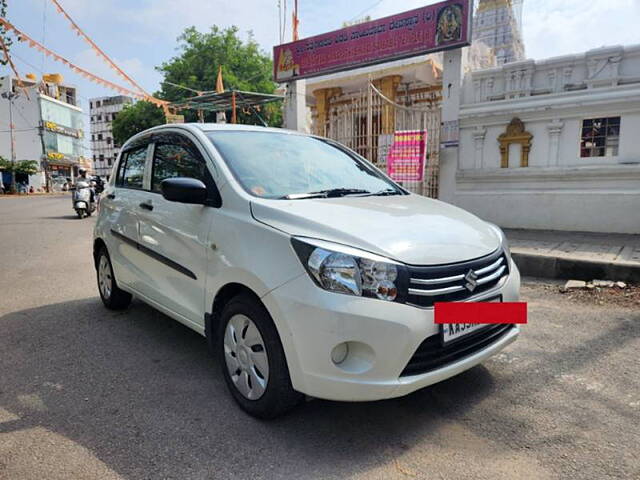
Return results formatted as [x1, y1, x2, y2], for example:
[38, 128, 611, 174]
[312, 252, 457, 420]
[217, 293, 302, 419]
[97, 246, 132, 310]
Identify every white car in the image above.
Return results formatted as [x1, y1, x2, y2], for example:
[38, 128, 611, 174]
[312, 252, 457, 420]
[94, 124, 520, 418]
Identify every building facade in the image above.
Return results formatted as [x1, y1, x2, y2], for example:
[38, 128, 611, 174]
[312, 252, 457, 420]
[440, 44, 640, 234]
[0, 74, 89, 190]
[473, 0, 525, 65]
[89, 95, 132, 179]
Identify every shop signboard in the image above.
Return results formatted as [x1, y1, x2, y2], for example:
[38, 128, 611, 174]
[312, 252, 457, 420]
[166, 114, 185, 124]
[42, 121, 83, 139]
[273, 0, 472, 82]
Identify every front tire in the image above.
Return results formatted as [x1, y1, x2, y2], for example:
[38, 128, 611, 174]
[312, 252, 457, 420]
[217, 294, 302, 419]
[97, 246, 132, 310]
[76, 209, 84, 219]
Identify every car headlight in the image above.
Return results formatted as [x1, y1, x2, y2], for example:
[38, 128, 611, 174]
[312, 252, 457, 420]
[291, 237, 407, 302]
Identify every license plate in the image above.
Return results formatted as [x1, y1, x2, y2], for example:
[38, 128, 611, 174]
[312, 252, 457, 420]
[440, 296, 501, 345]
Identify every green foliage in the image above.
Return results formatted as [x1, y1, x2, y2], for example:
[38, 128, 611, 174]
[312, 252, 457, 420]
[111, 101, 165, 146]
[0, 158, 39, 175]
[15, 160, 38, 175]
[156, 26, 282, 126]
[0, 0, 12, 66]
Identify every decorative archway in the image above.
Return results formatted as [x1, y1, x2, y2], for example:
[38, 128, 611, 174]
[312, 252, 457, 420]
[498, 118, 533, 168]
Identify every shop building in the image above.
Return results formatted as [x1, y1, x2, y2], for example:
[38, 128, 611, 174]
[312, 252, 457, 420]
[89, 95, 132, 179]
[0, 73, 89, 190]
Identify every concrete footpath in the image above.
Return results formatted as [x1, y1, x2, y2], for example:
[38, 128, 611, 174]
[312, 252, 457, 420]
[506, 228, 640, 283]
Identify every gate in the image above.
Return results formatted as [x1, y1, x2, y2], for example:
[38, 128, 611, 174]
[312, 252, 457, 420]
[315, 82, 442, 198]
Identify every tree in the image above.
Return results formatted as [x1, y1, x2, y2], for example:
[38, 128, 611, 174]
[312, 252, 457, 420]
[112, 101, 165, 146]
[157, 26, 281, 126]
[0, 158, 39, 192]
[14, 160, 38, 175]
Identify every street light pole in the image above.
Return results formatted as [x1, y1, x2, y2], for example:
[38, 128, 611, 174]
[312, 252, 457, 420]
[1, 91, 18, 192]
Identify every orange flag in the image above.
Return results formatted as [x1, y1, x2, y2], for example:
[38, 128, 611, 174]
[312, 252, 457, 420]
[216, 66, 224, 94]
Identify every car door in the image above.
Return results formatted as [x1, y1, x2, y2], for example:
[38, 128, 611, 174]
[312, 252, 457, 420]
[135, 131, 219, 328]
[107, 141, 153, 289]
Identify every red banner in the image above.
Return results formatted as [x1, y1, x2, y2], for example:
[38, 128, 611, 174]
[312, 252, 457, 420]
[434, 302, 528, 325]
[273, 0, 472, 82]
[386, 130, 427, 182]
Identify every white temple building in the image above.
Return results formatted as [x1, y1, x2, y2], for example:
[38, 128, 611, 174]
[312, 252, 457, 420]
[472, 0, 525, 66]
[440, 44, 640, 234]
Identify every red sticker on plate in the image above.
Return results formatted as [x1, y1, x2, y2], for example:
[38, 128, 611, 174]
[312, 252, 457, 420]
[434, 302, 527, 325]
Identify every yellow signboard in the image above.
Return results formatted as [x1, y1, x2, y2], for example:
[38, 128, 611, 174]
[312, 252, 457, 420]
[166, 114, 185, 124]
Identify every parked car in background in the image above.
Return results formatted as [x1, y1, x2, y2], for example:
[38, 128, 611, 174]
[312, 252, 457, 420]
[93, 124, 520, 418]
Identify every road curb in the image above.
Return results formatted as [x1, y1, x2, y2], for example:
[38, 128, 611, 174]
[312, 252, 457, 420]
[512, 251, 640, 283]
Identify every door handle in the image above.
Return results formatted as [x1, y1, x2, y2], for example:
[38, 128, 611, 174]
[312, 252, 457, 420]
[106, 193, 115, 199]
[139, 201, 153, 211]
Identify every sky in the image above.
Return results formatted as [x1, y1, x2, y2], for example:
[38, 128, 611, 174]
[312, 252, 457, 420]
[2, 0, 639, 114]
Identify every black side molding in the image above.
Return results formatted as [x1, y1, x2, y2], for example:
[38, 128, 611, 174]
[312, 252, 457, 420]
[110, 229, 197, 280]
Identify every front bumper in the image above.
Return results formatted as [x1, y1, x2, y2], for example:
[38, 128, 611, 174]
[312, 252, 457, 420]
[262, 259, 521, 402]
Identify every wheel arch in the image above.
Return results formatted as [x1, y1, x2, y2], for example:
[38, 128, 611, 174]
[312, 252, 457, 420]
[205, 283, 263, 353]
[93, 237, 107, 269]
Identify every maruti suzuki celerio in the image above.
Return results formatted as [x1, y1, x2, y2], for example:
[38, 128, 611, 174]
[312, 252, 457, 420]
[93, 124, 520, 418]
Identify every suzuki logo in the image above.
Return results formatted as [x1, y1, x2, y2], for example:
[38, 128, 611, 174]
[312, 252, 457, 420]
[464, 269, 478, 292]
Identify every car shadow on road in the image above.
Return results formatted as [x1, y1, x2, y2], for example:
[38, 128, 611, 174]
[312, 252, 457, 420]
[0, 297, 504, 478]
[39, 215, 88, 221]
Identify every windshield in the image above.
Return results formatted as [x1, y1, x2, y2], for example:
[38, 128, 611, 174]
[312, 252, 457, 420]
[206, 131, 403, 199]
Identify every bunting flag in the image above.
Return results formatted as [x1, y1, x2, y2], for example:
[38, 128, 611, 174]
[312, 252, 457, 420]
[216, 66, 224, 93]
[48, 0, 151, 98]
[0, 18, 168, 107]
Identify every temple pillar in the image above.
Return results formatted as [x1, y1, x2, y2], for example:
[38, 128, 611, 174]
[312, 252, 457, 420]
[373, 75, 402, 134]
[312, 87, 341, 136]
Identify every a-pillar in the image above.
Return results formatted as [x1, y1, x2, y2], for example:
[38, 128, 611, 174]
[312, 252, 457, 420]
[373, 75, 402, 134]
[312, 87, 342, 136]
[438, 49, 463, 204]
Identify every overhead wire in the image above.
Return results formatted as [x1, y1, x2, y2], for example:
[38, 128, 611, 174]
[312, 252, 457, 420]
[41, 0, 47, 73]
[347, 0, 385, 23]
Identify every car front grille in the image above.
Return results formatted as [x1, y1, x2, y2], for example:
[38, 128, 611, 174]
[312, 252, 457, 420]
[405, 249, 509, 308]
[400, 324, 514, 377]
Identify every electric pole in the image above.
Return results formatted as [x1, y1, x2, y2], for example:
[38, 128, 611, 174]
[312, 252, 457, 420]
[1, 90, 18, 192]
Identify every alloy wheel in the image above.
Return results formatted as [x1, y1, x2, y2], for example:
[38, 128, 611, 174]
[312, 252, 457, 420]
[223, 314, 269, 400]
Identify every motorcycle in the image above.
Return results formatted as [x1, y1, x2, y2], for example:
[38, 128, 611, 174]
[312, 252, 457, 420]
[72, 180, 96, 219]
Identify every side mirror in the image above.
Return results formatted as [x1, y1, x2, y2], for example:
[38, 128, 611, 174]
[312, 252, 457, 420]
[161, 177, 208, 205]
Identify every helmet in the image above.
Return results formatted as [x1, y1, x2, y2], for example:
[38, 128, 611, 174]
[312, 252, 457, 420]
[78, 168, 87, 175]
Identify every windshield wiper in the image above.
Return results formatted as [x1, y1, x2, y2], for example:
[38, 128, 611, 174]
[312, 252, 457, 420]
[366, 188, 402, 196]
[281, 188, 371, 200]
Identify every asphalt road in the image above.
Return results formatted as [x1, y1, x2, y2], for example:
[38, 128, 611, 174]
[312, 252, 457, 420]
[0, 196, 638, 480]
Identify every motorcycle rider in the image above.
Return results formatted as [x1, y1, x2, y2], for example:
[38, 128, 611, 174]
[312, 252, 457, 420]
[75, 168, 95, 204]
[93, 175, 105, 195]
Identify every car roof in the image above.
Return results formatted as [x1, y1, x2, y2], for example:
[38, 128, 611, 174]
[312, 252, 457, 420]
[121, 123, 315, 152]
[147, 123, 304, 136]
